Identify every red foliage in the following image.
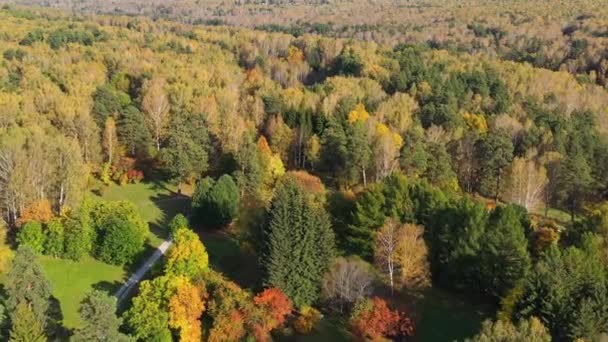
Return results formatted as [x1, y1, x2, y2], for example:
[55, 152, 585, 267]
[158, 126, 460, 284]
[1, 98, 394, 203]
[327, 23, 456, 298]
[126, 169, 144, 183]
[251, 288, 293, 341]
[350, 297, 414, 341]
[208, 310, 246, 342]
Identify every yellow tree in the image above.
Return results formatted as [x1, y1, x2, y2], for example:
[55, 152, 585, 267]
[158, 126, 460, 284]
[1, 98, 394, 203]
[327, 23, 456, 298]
[165, 229, 209, 278]
[396, 224, 431, 289]
[142, 78, 171, 151]
[169, 277, 206, 342]
[103, 117, 119, 165]
[503, 157, 548, 212]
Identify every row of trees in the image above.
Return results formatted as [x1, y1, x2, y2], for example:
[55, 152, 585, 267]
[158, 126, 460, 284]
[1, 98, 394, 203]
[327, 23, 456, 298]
[15, 200, 148, 266]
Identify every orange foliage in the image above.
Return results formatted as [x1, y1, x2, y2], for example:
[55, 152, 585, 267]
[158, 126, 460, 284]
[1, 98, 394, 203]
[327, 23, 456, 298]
[168, 278, 207, 342]
[257, 136, 272, 156]
[17, 199, 53, 226]
[251, 288, 293, 341]
[350, 297, 414, 341]
[286, 171, 325, 195]
[208, 310, 246, 342]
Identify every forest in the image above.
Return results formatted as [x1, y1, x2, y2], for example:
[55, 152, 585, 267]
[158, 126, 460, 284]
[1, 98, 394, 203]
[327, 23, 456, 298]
[0, 2, 608, 341]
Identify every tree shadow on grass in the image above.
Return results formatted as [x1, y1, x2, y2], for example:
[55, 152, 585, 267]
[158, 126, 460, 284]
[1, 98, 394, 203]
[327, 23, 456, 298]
[148, 192, 191, 243]
[49, 296, 71, 342]
[198, 230, 262, 291]
[92, 280, 123, 294]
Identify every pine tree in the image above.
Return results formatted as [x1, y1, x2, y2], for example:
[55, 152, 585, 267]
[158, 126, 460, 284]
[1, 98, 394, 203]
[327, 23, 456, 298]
[5, 247, 52, 330]
[347, 184, 386, 259]
[9, 302, 46, 342]
[71, 290, 129, 342]
[264, 179, 336, 307]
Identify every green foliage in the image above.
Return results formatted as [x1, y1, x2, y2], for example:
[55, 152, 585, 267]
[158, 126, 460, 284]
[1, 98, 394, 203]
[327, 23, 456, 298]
[44, 218, 65, 258]
[63, 212, 94, 261]
[71, 290, 128, 342]
[90, 201, 148, 265]
[347, 184, 386, 259]
[124, 276, 173, 341]
[263, 179, 336, 307]
[160, 109, 210, 192]
[475, 129, 513, 199]
[168, 213, 190, 235]
[8, 302, 46, 342]
[515, 237, 608, 340]
[5, 247, 53, 332]
[47, 27, 108, 50]
[16, 221, 45, 254]
[479, 205, 531, 298]
[19, 28, 44, 46]
[192, 175, 240, 228]
[336, 48, 363, 76]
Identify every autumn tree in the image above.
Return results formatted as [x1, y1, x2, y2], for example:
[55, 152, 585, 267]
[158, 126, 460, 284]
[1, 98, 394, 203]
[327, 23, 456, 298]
[396, 223, 431, 289]
[168, 277, 206, 342]
[102, 117, 118, 165]
[192, 175, 240, 228]
[71, 290, 129, 342]
[349, 297, 414, 340]
[466, 317, 550, 342]
[142, 77, 171, 151]
[503, 156, 548, 211]
[250, 288, 293, 341]
[263, 179, 336, 307]
[375, 219, 400, 293]
[164, 229, 209, 278]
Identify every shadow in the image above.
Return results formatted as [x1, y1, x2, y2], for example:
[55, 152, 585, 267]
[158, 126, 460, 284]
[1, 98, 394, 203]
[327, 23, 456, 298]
[197, 230, 262, 291]
[92, 280, 123, 294]
[124, 243, 157, 275]
[48, 296, 71, 342]
[147, 192, 191, 243]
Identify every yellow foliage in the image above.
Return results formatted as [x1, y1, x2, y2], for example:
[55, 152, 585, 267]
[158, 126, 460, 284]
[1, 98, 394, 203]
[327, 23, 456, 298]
[347, 103, 370, 123]
[169, 276, 206, 342]
[462, 112, 488, 134]
[294, 306, 321, 334]
[287, 46, 305, 64]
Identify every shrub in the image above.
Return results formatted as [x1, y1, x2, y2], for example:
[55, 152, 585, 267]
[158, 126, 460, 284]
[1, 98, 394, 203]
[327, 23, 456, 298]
[16, 221, 45, 254]
[169, 214, 190, 235]
[293, 306, 321, 334]
[44, 218, 65, 257]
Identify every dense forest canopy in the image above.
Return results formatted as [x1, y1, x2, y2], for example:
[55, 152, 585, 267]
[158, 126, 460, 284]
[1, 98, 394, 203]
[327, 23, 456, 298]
[4, 0, 608, 89]
[0, 2, 607, 341]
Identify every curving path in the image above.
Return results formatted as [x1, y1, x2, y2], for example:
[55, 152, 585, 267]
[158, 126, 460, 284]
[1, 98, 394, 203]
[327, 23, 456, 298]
[115, 239, 172, 303]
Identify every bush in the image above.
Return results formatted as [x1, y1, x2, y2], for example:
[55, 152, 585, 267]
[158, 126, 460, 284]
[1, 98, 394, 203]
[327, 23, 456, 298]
[192, 175, 240, 228]
[44, 218, 65, 257]
[293, 306, 321, 334]
[63, 216, 94, 261]
[168, 214, 190, 235]
[91, 201, 147, 265]
[16, 221, 45, 254]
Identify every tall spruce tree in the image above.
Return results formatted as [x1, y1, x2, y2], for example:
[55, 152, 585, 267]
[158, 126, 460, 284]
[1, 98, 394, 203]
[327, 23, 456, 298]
[71, 290, 129, 342]
[264, 179, 336, 307]
[5, 247, 53, 331]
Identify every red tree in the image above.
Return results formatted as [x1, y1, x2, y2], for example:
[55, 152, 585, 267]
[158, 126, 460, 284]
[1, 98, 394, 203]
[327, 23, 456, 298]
[250, 288, 293, 341]
[350, 297, 414, 340]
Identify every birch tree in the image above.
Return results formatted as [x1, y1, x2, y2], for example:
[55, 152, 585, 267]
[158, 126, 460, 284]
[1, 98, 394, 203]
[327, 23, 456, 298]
[142, 78, 171, 151]
[503, 157, 548, 212]
[374, 219, 400, 294]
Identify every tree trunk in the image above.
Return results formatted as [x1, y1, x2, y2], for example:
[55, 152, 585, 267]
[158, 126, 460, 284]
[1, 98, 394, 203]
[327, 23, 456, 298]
[362, 166, 367, 187]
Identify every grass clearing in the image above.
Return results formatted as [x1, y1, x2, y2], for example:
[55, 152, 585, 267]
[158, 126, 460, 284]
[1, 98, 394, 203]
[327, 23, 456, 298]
[39, 255, 126, 329]
[408, 288, 493, 341]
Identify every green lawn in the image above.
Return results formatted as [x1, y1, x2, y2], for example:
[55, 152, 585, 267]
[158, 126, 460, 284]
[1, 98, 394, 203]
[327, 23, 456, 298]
[410, 288, 492, 341]
[94, 182, 191, 247]
[39, 255, 126, 329]
[38, 181, 189, 329]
